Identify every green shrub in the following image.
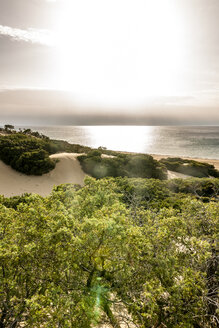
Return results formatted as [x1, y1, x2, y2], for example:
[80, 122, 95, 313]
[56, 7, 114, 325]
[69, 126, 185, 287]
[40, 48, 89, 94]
[0, 178, 218, 327]
[15, 150, 55, 175]
[78, 152, 167, 180]
[0, 134, 56, 175]
[160, 157, 219, 178]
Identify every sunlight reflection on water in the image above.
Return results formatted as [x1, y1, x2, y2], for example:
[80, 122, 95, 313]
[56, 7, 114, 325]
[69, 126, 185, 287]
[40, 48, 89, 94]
[18, 125, 219, 159]
[84, 126, 156, 153]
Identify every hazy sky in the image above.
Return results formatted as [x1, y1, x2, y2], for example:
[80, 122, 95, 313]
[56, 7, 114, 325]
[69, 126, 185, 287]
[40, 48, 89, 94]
[0, 0, 219, 125]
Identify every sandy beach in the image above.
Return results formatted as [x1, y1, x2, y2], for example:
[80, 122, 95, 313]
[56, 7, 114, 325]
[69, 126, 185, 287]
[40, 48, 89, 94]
[0, 152, 218, 197]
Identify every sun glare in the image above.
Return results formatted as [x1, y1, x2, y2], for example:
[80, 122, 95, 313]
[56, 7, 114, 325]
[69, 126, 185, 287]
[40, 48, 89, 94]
[54, 0, 186, 107]
[85, 126, 156, 153]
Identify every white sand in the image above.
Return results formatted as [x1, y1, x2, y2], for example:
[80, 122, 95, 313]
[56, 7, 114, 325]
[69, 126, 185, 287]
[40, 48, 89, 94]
[101, 154, 115, 158]
[0, 153, 86, 197]
[167, 170, 191, 179]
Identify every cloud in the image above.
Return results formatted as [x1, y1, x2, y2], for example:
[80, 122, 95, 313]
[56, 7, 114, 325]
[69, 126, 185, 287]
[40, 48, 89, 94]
[0, 25, 54, 46]
[0, 88, 219, 126]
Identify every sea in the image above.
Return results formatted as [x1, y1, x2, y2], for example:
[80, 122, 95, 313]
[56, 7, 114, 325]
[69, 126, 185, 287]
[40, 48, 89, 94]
[16, 125, 219, 160]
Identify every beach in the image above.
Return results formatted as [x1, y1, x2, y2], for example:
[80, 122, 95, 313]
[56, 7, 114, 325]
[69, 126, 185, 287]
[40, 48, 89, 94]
[0, 152, 218, 197]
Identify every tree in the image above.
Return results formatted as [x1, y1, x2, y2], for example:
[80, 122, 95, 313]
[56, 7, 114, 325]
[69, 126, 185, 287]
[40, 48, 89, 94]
[0, 177, 218, 327]
[4, 125, 14, 132]
[0, 134, 56, 175]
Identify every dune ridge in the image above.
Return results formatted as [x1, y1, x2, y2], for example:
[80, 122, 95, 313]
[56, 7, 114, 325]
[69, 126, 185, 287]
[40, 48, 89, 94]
[0, 153, 86, 197]
[0, 152, 219, 197]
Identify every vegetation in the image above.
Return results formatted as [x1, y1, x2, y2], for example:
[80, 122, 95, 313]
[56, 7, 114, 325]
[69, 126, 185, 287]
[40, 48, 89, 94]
[78, 150, 168, 180]
[1, 126, 219, 180]
[0, 125, 92, 153]
[0, 127, 91, 175]
[0, 177, 218, 327]
[3, 124, 14, 132]
[49, 139, 92, 154]
[160, 157, 219, 178]
[0, 127, 168, 179]
[0, 126, 218, 326]
[0, 133, 56, 175]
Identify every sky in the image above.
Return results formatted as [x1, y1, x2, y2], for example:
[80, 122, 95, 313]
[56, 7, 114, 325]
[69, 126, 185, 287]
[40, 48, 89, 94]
[0, 0, 219, 125]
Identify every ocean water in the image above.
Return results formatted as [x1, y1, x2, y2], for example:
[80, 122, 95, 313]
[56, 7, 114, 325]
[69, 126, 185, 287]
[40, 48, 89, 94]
[17, 126, 219, 160]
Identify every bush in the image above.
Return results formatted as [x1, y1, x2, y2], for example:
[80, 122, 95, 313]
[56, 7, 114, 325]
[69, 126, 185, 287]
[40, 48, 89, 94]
[160, 157, 219, 178]
[78, 152, 167, 180]
[15, 150, 56, 175]
[0, 178, 218, 327]
[0, 134, 56, 175]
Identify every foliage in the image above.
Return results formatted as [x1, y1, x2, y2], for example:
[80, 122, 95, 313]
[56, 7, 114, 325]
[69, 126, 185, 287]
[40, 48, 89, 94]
[16, 127, 92, 153]
[0, 133, 55, 175]
[48, 139, 92, 154]
[160, 157, 219, 178]
[0, 127, 93, 175]
[113, 177, 219, 209]
[2, 126, 218, 181]
[15, 149, 56, 175]
[4, 125, 14, 131]
[0, 177, 218, 327]
[78, 151, 167, 180]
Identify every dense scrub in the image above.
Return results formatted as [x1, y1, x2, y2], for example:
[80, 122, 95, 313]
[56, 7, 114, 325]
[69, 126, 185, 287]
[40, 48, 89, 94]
[49, 139, 92, 154]
[160, 157, 219, 178]
[0, 133, 56, 175]
[78, 150, 168, 180]
[114, 177, 219, 208]
[0, 177, 218, 327]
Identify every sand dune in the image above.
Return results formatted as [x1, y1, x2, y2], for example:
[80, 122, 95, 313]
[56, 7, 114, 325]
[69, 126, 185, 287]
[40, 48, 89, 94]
[0, 153, 86, 197]
[0, 152, 218, 197]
